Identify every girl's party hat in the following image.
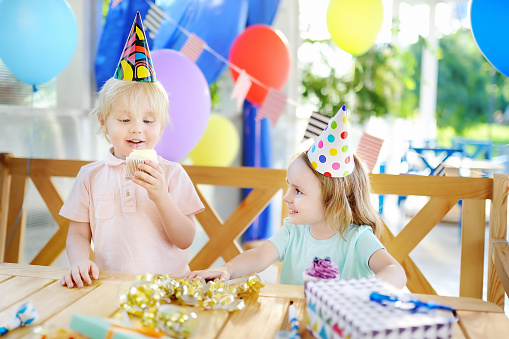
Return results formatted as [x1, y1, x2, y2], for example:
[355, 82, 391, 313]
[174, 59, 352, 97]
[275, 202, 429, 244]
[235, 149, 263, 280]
[307, 105, 355, 177]
[114, 12, 156, 82]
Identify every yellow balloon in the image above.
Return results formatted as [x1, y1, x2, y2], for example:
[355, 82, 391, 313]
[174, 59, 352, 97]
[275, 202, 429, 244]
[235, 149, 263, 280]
[189, 115, 240, 167]
[326, 0, 384, 55]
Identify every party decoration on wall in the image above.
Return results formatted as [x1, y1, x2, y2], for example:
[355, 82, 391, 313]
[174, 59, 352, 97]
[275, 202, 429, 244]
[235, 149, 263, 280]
[151, 49, 211, 162]
[114, 12, 156, 82]
[111, 0, 124, 9]
[431, 161, 446, 176]
[356, 132, 384, 173]
[0, 0, 77, 85]
[228, 24, 291, 105]
[189, 115, 240, 167]
[303, 112, 332, 141]
[230, 70, 252, 111]
[151, 0, 249, 85]
[180, 34, 206, 62]
[144, 0, 166, 39]
[326, 0, 384, 56]
[470, 0, 509, 77]
[308, 106, 355, 178]
[256, 88, 287, 126]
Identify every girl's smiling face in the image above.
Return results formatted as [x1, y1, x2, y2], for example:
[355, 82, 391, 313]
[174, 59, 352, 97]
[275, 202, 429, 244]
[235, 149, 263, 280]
[101, 95, 162, 160]
[283, 156, 326, 228]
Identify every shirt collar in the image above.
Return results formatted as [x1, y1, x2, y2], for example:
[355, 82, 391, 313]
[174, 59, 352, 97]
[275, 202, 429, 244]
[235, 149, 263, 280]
[104, 147, 126, 167]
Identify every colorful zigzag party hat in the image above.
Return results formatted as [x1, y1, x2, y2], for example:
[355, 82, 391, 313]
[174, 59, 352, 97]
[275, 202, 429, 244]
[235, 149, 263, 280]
[307, 105, 355, 177]
[114, 12, 156, 82]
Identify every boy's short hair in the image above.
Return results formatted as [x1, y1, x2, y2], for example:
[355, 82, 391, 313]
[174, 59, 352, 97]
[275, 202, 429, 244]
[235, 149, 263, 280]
[92, 78, 170, 132]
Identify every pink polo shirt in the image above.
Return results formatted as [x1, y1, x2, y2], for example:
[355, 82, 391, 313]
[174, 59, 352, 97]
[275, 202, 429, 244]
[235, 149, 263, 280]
[59, 150, 204, 276]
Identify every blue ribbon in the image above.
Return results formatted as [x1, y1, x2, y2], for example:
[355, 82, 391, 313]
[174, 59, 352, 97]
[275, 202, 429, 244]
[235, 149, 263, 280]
[370, 292, 458, 318]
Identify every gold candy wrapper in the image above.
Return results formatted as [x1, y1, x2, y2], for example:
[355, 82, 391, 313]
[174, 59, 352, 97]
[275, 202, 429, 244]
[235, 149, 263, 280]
[119, 274, 265, 338]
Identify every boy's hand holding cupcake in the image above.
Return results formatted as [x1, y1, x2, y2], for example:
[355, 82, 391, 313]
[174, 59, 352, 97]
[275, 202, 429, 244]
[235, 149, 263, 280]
[126, 149, 168, 203]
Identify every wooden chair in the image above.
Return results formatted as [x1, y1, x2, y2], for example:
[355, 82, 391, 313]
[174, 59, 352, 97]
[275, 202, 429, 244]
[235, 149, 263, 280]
[0, 153, 508, 309]
[0, 153, 288, 268]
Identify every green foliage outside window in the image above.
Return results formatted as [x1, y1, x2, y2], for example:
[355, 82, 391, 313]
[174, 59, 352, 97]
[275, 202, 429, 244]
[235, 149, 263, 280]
[300, 39, 418, 122]
[300, 29, 509, 143]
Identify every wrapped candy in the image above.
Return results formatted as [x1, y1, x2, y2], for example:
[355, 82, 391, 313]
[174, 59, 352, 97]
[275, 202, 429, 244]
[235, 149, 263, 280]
[0, 301, 38, 336]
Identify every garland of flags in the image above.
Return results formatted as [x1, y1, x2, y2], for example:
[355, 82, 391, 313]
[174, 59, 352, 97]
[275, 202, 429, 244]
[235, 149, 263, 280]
[142, 0, 294, 126]
[139, 0, 385, 170]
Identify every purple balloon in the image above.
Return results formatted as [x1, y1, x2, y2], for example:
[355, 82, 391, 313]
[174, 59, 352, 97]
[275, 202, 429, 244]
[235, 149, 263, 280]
[151, 49, 211, 162]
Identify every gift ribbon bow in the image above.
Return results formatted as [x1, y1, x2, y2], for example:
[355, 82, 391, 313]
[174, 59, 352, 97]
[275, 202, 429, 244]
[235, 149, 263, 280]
[370, 292, 458, 318]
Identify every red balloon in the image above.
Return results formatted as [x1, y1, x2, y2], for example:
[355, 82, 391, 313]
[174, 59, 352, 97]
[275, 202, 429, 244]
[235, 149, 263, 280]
[228, 24, 291, 106]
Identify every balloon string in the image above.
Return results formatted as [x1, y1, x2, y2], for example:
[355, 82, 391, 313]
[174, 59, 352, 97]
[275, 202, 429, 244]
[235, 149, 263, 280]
[6, 85, 37, 252]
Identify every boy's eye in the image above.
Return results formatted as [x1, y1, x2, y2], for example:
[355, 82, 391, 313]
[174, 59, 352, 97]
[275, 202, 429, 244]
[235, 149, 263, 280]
[143, 120, 154, 124]
[119, 118, 130, 123]
[296, 188, 302, 195]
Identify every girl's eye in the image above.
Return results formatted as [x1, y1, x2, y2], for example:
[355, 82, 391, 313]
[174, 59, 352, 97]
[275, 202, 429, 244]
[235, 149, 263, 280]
[143, 120, 154, 124]
[296, 189, 302, 195]
[120, 119, 130, 123]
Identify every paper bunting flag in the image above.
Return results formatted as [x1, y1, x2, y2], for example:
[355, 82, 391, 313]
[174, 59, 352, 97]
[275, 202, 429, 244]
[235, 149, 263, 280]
[111, 0, 124, 9]
[230, 70, 252, 111]
[431, 162, 446, 176]
[144, 1, 166, 39]
[356, 132, 384, 173]
[307, 105, 354, 177]
[256, 88, 287, 126]
[303, 112, 331, 141]
[114, 12, 156, 82]
[180, 33, 206, 62]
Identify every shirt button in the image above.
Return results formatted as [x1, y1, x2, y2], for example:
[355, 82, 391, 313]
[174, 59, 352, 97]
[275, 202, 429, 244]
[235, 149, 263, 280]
[126, 191, 130, 197]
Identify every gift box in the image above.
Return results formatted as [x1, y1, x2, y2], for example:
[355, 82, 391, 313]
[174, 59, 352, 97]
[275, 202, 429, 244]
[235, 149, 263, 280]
[70, 314, 170, 339]
[305, 278, 456, 339]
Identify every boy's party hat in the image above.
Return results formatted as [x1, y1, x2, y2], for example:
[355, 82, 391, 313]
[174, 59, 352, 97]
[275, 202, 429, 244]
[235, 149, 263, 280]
[307, 105, 355, 177]
[114, 12, 156, 82]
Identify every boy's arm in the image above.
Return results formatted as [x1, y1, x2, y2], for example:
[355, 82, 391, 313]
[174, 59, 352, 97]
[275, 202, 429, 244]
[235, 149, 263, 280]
[152, 193, 196, 249]
[61, 221, 99, 288]
[133, 160, 196, 249]
[186, 240, 280, 280]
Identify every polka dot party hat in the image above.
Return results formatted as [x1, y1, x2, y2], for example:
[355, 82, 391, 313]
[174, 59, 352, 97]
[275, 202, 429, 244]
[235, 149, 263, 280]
[307, 105, 355, 177]
[114, 12, 156, 82]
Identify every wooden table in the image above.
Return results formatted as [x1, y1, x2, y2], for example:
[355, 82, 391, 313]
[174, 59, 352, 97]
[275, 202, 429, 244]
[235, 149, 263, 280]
[1, 263, 509, 339]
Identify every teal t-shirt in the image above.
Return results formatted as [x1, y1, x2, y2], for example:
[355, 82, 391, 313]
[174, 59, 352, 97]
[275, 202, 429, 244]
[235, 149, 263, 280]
[268, 218, 385, 285]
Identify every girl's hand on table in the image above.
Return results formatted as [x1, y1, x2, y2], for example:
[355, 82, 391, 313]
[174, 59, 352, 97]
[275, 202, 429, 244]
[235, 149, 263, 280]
[185, 267, 230, 280]
[60, 260, 99, 288]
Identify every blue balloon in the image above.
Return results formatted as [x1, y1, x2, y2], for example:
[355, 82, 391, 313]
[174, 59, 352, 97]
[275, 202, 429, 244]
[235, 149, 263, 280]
[247, 0, 280, 26]
[0, 0, 77, 86]
[154, 0, 248, 84]
[471, 0, 509, 77]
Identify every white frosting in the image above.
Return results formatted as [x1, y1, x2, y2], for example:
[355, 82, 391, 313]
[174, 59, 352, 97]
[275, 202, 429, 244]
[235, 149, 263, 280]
[128, 149, 158, 161]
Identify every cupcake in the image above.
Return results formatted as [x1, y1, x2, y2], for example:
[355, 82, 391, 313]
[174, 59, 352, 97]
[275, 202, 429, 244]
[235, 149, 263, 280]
[125, 149, 158, 180]
[303, 257, 340, 286]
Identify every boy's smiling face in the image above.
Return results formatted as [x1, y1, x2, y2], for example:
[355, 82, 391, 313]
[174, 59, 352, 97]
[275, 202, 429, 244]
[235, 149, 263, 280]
[101, 95, 162, 160]
[283, 156, 326, 228]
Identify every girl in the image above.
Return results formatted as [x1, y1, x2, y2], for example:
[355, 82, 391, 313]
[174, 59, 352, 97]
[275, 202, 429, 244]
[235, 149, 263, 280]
[187, 107, 406, 289]
[59, 13, 204, 288]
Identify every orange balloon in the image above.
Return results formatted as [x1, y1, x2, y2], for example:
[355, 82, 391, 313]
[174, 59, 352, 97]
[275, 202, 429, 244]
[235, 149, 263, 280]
[228, 24, 291, 106]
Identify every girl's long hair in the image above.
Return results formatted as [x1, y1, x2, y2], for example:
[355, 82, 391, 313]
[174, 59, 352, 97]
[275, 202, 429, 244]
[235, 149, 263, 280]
[297, 152, 383, 238]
